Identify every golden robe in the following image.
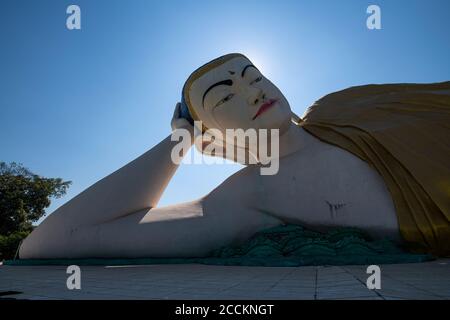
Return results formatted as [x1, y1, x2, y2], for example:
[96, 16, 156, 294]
[300, 81, 450, 256]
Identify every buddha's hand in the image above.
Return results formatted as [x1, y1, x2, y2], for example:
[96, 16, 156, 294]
[171, 102, 194, 132]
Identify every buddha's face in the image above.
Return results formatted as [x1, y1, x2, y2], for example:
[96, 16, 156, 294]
[187, 55, 292, 133]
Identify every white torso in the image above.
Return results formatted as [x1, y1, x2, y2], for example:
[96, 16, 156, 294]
[235, 127, 402, 241]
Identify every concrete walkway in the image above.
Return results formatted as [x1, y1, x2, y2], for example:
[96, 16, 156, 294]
[0, 259, 449, 300]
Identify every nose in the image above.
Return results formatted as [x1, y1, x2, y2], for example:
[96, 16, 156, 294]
[247, 88, 266, 106]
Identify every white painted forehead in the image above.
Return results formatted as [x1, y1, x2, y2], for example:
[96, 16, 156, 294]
[188, 56, 253, 108]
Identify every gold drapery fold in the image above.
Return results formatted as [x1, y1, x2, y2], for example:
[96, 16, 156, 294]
[300, 82, 450, 256]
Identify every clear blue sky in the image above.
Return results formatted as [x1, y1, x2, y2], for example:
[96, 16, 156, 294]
[1, 0, 449, 224]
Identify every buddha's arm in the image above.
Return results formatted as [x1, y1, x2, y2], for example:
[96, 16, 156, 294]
[19, 160, 284, 259]
[43, 128, 194, 227]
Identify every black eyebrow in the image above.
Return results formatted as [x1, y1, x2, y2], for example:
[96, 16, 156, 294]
[202, 79, 233, 107]
[241, 64, 258, 77]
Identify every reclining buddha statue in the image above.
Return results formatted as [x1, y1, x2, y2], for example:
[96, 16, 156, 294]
[19, 53, 450, 260]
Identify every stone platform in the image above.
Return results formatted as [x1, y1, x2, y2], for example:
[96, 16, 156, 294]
[0, 259, 449, 300]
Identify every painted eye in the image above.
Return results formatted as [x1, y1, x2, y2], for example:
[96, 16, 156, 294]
[251, 76, 263, 85]
[215, 93, 234, 107]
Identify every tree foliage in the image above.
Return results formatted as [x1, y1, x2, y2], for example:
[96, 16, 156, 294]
[0, 162, 71, 236]
[0, 231, 31, 260]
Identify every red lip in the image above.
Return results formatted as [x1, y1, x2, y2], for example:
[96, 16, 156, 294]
[252, 98, 278, 120]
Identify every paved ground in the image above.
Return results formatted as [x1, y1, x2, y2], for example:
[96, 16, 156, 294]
[0, 259, 449, 300]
